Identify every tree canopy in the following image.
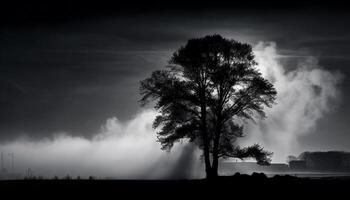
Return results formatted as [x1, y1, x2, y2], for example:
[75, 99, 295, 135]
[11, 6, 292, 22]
[140, 35, 277, 178]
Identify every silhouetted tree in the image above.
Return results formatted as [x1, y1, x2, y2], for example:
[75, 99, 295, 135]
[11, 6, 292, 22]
[140, 35, 276, 179]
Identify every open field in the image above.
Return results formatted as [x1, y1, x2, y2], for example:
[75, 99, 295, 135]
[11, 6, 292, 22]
[1, 173, 349, 198]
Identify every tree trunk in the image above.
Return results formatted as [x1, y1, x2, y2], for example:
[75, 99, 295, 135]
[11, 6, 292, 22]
[200, 103, 212, 179]
[203, 136, 212, 179]
[211, 113, 222, 179]
[211, 144, 220, 178]
[211, 153, 219, 178]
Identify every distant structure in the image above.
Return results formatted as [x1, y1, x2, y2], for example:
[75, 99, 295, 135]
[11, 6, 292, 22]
[0, 152, 21, 180]
[219, 161, 289, 175]
[219, 151, 350, 175]
[25, 168, 34, 178]
[9, 153, 14, 172]
[1, 152, 6, 173]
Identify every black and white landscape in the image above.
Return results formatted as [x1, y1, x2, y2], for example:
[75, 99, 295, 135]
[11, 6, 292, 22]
[1, 1, 350, 196]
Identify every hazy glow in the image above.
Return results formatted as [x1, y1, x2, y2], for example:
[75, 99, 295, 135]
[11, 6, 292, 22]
[0, 42, 343, 178]
[0, 110, 202, 179]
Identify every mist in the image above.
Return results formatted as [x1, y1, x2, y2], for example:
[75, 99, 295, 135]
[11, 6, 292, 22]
[0, 110, 203, 179]
[241, 42, 343, 162]
[0, 41, 343, 178]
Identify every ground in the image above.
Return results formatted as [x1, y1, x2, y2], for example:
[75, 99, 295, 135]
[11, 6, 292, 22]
[1, 173, 348, 198]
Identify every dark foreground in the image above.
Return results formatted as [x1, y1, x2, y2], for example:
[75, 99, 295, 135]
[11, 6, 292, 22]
[1, 173, 349, 198]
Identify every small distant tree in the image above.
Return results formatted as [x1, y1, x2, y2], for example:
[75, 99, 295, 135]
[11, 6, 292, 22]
[140, 35, 276, 179]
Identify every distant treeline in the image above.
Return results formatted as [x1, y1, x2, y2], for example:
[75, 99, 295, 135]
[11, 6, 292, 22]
[288, 151, 350, 171]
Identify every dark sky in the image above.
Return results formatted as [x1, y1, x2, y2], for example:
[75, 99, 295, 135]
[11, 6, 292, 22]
[1, 1, 350, 153]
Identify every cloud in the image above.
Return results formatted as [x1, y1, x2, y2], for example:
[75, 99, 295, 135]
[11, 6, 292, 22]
[240, 42, 343, 162]
[0, 41, 344, 179]
[0, 110, 202, 179]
